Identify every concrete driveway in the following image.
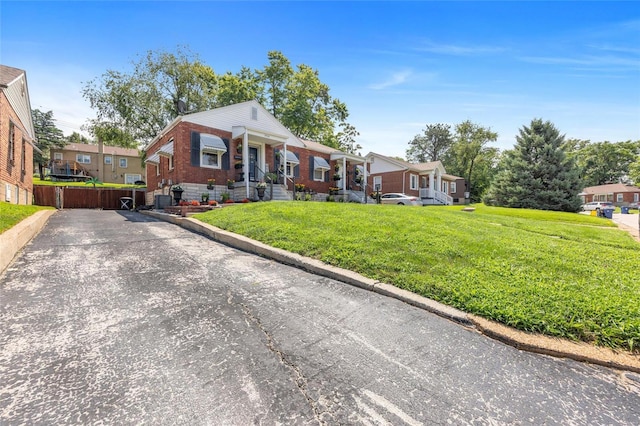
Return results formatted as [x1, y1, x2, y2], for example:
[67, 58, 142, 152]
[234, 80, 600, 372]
[612, 213, 640, 240]
[1, 209, 639, 424]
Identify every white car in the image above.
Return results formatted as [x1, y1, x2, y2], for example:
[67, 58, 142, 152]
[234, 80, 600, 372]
[582, 201, 614, 211]
[379, 193, 422, 206]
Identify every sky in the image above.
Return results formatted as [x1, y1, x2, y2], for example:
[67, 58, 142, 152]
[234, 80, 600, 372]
[1, 1, 639, 158]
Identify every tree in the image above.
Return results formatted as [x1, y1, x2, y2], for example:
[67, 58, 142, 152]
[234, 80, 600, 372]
[31, 109, 65, 179]
[442, 120, 498, 202]
[629, 155, 640, 185]
[66, 131, 90, 144]
[406, 123, 453, 163]
[82, 46, 218, 144]
[484, 119, 582, 212]
[567, 140, 640, 186]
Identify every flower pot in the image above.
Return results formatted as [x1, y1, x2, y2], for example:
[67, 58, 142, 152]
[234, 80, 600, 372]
[256, 187, 266, 200]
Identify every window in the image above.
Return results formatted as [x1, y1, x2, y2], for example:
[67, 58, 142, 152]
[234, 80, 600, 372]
[617, 193, 624, 203]
[104, 156, 112, 165]
[202, 152, 220, 168]
[54, 152, 63, 160]
[442, 181, 448, 193]
[373, 176, 382, 192]
[634, 194, 639, 203]
[168, 155, 174, 170]
[156, 164, 160, 176]
[21, 138, 26, 173]
[119, 158, 127, 168]
[8, 121, 15, 164]
[451, 182, 457, 193]
[410, 174, 418, 190]
[314, 169, 326, 181]
[76, 154, 91, 164]
[200, 134, 226, 169]
[124, 174, 142, 184]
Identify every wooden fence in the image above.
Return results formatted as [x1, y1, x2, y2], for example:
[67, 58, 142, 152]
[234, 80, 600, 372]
[33, 186, 146, 210]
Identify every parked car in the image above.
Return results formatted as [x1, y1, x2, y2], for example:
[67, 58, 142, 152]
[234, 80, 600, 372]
[582, 201, 614, 211]
[379, 193, 422, 206]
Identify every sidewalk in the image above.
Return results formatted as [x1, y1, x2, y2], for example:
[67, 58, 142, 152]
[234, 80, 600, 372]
[612, 213, 640, 241]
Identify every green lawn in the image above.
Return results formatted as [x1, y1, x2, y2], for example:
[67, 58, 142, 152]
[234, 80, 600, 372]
[0, 202, 53, 234]
[33, 177, 146, 189]
[194, 203, 640, 352]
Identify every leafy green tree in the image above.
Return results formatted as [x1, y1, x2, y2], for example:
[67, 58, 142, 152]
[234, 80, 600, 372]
[568, 140, 640, 186]
[217, 67, 262, 107]
[484, 119, 582, 212]
[442, 120, 498, 202]
[82, 46, 218, 144]
[31, 109, 65, 179]
[84, 177, 102, 188]
[406, 123, 453, 162]
[66, 131, 90, 144]
[629, 156, 640, 185]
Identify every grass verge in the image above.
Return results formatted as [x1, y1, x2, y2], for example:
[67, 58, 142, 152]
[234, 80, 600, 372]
[0, 202, 53, 234]
[195, 203, 640, 353]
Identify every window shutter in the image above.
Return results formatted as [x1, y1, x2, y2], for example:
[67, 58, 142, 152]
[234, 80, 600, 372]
[325, 161, 330, 182]
[222, 138, 230, 170]
[274, 149, 280, 172]
[309, 155, 314, 180]
[294, 164, 300, 178]
[190, 131, 200, 166]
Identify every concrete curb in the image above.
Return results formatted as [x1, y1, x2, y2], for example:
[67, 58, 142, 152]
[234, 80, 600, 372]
[1, 209, 57, 274]
[141, 210, 640, 373]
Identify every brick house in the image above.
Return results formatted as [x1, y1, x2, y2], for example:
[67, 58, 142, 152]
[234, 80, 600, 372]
[579, 183, 640, 206]
[0, 64, 39, 205]
[365, 152, 467, 205]
[49, 142, 144, 184]
[144, 100, 368, 204]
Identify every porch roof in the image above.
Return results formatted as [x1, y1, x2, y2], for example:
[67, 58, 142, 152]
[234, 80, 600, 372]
[330, 152, 366, 164]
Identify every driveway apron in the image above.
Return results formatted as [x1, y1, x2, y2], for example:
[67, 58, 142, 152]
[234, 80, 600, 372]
[1, 209, 639, 425]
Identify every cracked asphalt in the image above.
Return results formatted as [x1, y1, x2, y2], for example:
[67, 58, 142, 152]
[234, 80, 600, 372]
[1, 209, 639, 425]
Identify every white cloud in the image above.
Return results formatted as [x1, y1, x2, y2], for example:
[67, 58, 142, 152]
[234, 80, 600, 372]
[414, 40, 506, 56]
[369, 70, 413, 90]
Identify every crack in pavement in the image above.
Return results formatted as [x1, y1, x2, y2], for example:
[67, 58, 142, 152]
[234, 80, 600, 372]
[226, 289, 326, 425]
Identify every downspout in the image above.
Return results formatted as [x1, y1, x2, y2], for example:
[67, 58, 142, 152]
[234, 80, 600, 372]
[402, 169, 409, 194]
[243, 132, 249, 199]
[283, 142, 288, 190]
[363, 159, 368, 204]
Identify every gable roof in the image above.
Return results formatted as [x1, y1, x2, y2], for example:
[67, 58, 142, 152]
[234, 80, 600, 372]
[366, 152, 447, 175]
[146, 100, 304, 151]
[0, 64, 35, 141]
[299, 139, 341, 155]
[582, 183, 640, 194]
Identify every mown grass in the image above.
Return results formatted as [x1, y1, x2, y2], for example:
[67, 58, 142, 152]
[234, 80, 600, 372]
[33, 177, 146, 189]
[195, 203, 640, 352]
[0, 202, 53, 234]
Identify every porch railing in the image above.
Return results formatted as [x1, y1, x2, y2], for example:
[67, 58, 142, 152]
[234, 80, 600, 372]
[419, 188, 453, 205]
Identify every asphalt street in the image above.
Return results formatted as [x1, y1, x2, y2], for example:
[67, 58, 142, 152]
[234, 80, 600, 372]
[1, 209, 639, 425]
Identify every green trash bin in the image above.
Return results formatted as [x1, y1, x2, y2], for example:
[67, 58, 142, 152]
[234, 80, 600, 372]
[621, 206, 629, 214]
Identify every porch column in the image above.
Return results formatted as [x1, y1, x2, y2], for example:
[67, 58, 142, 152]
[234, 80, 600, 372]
[436, 171, 442, 194]
[243, 132, 249, 198]
[429, 171, 435, 198]
[363, 160, 368, 203]
[342, 157, 347, 190]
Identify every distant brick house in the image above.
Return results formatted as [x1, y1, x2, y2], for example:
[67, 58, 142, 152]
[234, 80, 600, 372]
[580, 183, 640, 206]
[144, 100, 368, 204]
[49, 143, 144, 185]
[365, 152, 467, 205]
[0, 64, 39, 205]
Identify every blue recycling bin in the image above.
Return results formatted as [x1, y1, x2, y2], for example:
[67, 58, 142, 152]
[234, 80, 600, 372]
[603, 208, 614, 219]
[621, 206, 629, 214]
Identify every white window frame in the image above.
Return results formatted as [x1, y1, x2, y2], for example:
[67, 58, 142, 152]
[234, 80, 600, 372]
[617, 193, 624, 203]
[200, 150, 222, 169]
[156, 164, 160, 176]
[451, 182, 457, 193]
[53, 152, 63, 160]
[373, 176, 382, 192]
[104, 156, 112, 165]
[314, 169, 326, 181]
[442, 181, 449, 194]
[76, 154, 91, 164]
[124, 174, 142, 185]
[634, 193, 639, 203]
[119, 158, 128, 168]
[168, 155, 174, 170]
[410, 174, 418, 191]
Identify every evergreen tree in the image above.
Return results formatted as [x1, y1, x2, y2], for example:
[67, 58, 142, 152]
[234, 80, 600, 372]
[485, 119, 582, 212]
[32, 109, 65, 179]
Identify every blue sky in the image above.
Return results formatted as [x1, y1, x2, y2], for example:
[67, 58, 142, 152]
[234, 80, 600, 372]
[2, 1, 639, 158]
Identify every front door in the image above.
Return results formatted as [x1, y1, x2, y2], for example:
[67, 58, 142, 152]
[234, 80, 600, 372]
[249, 147, 258, 182]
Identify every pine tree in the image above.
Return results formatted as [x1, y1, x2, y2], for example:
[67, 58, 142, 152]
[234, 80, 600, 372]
[485, 119, 583, 212]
